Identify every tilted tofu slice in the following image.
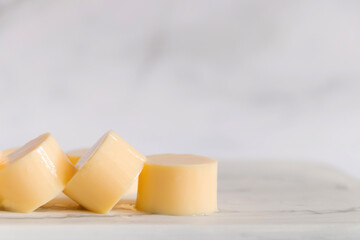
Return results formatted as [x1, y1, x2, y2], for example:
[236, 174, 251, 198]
[66, 148, 139, 196]
[64, 130, 144, 214]
[0, 133, 76, 213]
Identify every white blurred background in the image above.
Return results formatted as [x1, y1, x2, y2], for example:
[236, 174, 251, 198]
[1, 0, 360, 176]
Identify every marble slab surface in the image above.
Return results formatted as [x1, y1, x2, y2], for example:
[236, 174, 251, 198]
[1, 160, 360, 239]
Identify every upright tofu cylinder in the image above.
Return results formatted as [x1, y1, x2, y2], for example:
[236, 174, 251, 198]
[136, 154, 217, 216]
[63, 130, 145, 214]
[0, 133, 76, 213]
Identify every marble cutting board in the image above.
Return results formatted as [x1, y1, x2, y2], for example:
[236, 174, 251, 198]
[1, 161, 360, 240]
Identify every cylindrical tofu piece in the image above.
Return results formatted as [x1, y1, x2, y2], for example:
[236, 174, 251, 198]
[66, 148, 139, 196]
[66, 148, 88, 165]
[136, 154, 217, 216]
[0, 148, 17, 158]
[0, 133, 76, 213]
[63, 130, 145, 214]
